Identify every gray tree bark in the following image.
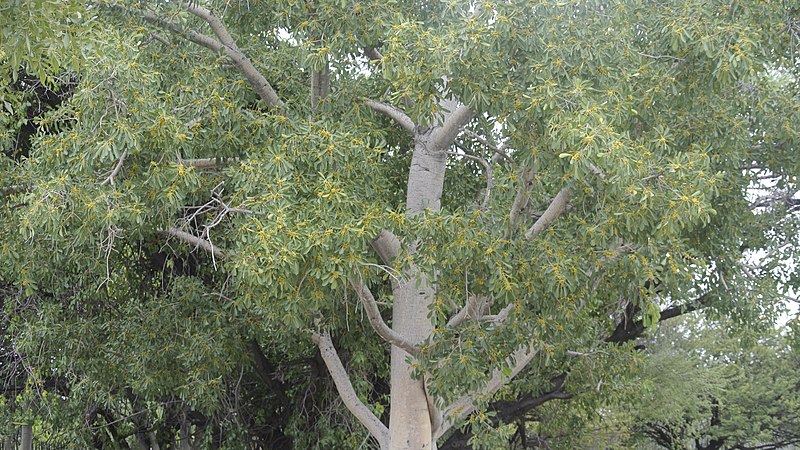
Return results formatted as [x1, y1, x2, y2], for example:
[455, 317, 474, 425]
[387, 102, 472, 450]
[20, 424, 32, 450]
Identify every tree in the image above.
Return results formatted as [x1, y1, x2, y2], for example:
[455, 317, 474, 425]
[2, 0, 799, 448]
[631, 318, 800, 450]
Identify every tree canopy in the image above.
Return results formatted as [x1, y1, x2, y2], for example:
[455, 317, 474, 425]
[1, 0, 799, 448]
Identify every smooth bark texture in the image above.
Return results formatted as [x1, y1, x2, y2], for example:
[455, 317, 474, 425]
[20, 425, 31, 450]
[524, 187, 571, 240]
[387, 131, 446, 449]
[350, 280, 420, 355]
[312, 331, 390, 449]
[386, 101, 473, 449]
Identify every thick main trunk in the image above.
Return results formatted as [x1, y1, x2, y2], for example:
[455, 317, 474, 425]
[20, 424, 32, 450]
[389, 268, 436, 449]
[388, 135, 446, 450]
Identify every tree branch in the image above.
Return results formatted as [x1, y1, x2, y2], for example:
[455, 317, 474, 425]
[180, 157, 238, 169]
[100, 151, 127, 186]
[464, 130, 511, 162]
[363, 47, 384, 61]
[436, 342, 540, 439]
[183, 3, 237, 48]
[447, 295, 491, 328]
[606, 293, 710, 344]
[163, 226, 226, 258]
[364, 99, 415, 134]
[430, 103, 475, 151]
[505, 165, 534, 240]
[311, 331, 389, 449]
[120, 4, 283, 108]
[349, 280, 419, 355]
[371, 229, 401, 265]
[311, 64, 330, 113]
[523, 187, 571, 240]
[480, 303, 514, 325]
[439, 374, 571, 450]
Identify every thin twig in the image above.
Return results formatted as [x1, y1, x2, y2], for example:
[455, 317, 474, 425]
[464, 130, 511, 162]
[100, 151, 128, 186]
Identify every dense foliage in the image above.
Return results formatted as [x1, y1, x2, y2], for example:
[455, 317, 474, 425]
[1, 0, 799, 448]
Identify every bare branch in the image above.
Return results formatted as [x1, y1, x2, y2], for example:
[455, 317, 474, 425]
[505, 166, 534, 240]
[185, 4, 283, 108]
[523, 187, 571, 240]
[183, 3, 237, 48]
[180, 158, 238, 169]
[117, 5, 222, 52]
[163, 226, 226, 258]
[431, 104, 475, 151]
[436, 343, 540, 439]
[566, 349, 608, 357]
[349, 280, 419, 355]
[312, 331, 390, 449]
[364, 99, 415, 134]
[479, 303, 514, 325]
[148, 32, 171, 46]
[100, 151, 128, 186]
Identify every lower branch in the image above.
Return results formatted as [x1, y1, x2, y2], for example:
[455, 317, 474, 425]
[435, 342, 540, 440]
[438, 374, 571, 450]
[311, 331, 389, 449]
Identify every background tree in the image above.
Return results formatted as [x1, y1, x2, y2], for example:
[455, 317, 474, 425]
[1, 0, 799, 448]
[631, 318, 800, 450]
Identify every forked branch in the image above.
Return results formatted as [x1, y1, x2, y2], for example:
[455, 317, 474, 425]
[121, 3, 283, 108]
[312, 331, 389, 449]
[100, 151, 128, 186]
[349, 280, 419, 355]
[447, 294, 491, 328]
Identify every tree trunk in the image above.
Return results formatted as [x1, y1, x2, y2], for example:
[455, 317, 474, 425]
[388, 133, 447, 450]
[20, 424, 32, 450]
